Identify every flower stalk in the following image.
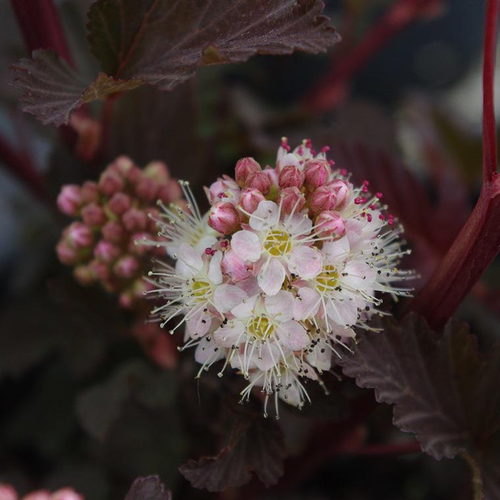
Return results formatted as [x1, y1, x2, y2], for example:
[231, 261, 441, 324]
[409, 0, 500, 329]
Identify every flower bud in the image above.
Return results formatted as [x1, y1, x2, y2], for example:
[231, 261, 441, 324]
[136, 177, 159, 203]
[246, 171, 271, 195]
[52, 488, 84, 500]
[208, 202, 240, 234]
[158, 180, 182, 203]
[329, 179, 350, 209]
[112, 155, 134, 175]
[222, 249, 252, 281]
[81, 203, 105, 226]
[122, 208, 147, 231]
[89, 259, 110, 281]
[94, 240, 120, 263]
[264, 166, 279, 187]
[144, 161, 170, 183]
[99, 170, 124, 196]
[309, 184, 338, 214]
[279, 187, 306, 215]
[304, 159, 331, 189]
[23, 491, 50, 500]
[314, 211, 345, 238]
[0, 484, 18, 500]
[279, 165, 304, 189]
[57, 185, 82, 216]
[235, 157, 261, 187]
[101, 221, 124, 243]
[108, 192, 131, 215]
[56, 240, 78, 265]
[129, 232, 150, 255]
[66, 222, 93, 248]
[114, 255, 140, 278]
[73, 265, 96, 285]
[81, 181, 99, 203]
[208, 176, 240, 204]
[238, 188, 265, 214]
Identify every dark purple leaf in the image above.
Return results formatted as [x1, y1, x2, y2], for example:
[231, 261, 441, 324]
[87, 0, 340, 87]
[10, 50, 143, 126]
[179, 413, 285, 491]
[124, 475, 172, 500]
[339, 314, 500, 498]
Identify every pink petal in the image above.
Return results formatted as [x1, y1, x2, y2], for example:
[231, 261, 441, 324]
[288, 246, 323, 279]
[258, 258, 286, 296]
[326, 296, 359, 326]
[293, 287, 320, 320]
[249, 200, 279, 231]
[278, 321, 309, 350]
[286, 213, 312, 235]
[255, 342, 283, 371]
[213, 284, 248, 313]
[221, 249, 252, 281]
[322, 236, 350, 264]
[176, 243, 203, 277]
[232, 294, 259, 318]
[208, 251, 223, 284]
[214, 320, 245, 348]
[264, 290, 294, 322]
[186, 310, 212, 338]
[195, 336, 224, 364]
[343, 262, 376, 290]
[231, 230, 261, 262]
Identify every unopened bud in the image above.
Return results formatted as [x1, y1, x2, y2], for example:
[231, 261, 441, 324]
[52, 488, 84, 500]
[304, 159, 331, 189]
[81, 181, 99, 203]
[246, 171, 271, 195]
[57, 185, 82, 216]
[122, 208, 147, 231]
[329, 179, 350, 209]
[136, 177, 159, 203]
[158, 180, 182, 203]
[66, 222, 93, 248]
[314, 211, 345, 238]
[114, 255, 140, 278]
[0, 484, 18, 500]
[238, 188, 266, 214]
[279, 187, 306, 215]
[94, 240, 120, 263]
[208, 176, 240, 204]
[101, 221, 124, 243]
[56, 240, 78, 265]
[73, 265, 96, 285]
[208, 202, 240, 234]
[81, 203, 105, 226]
[309, 184, 338, 214]
[235, 157, 261, 187]
[108, 192, 131, 215]
[279, 165, 304, 189]
[99, 170, 124, 196]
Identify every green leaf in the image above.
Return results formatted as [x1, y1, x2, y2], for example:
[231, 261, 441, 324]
[339, 314, 500, 499]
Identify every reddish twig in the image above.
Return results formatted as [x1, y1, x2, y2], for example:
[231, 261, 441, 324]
[0, 134, 46, 202]
[409, 0, 500, 328]
[303, 0, 443, 113]
[10, 0, 74, 66]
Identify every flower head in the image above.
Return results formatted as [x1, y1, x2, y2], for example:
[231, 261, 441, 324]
[146, 139, 413, 417]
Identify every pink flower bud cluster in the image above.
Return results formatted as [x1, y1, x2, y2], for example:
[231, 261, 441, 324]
[56, 156, 183, 308]
[0, 485, 83, 500]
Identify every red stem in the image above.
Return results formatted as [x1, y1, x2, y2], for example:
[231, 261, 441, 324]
[482, 0, 499, 184]
[409, 0, 500, 328]
[303, 0, 440, 113]
[0, 135, 46, 202]
[10, 0, 74, 66]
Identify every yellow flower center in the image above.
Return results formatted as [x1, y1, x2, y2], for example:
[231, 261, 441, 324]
[191, 279, 212, 301]
[316, 265, 339, 292]
[248, 315, 275, 340]
[263, 230, 292, 256]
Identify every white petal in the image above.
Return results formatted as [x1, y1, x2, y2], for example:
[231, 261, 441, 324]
[278, 321, 309, 350]
[288, 246, 323, 279]
[208, 251, 223, 284]
[213, 284, 248, 313]
[214, 320, 245, 348]
[231, 230, 261, 262]
[194, 336, 224, 364]
[176, 243, 203, 277]
[257, 259, 285, 296]
[186, 310, 212, 338]
[293, 287, 320, 320]
[306, 340, 332, 372]
[322, 236, 350, 264]
[255, 342, 283, 371]
[265, 290, 294, 322]
[194, 234, 218, 255]
[249, 200, 279, 231]
[326, 295, 359, 326]
[345, 219, 364, 247]
[286, 213, 312, 235]
[232, 294, 259, 318]
[343, 262, 376, 290]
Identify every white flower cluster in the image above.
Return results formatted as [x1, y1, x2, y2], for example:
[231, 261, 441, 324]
[145, 140, 411, 417]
